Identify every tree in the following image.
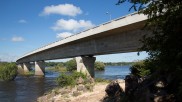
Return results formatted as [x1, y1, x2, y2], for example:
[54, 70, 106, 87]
[65, 59, 77, 71]
[94, 61, 105, 71]
[117, 0, 182, 101]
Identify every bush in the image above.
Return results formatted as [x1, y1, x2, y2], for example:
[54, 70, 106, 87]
[0, 62, 17, 81]
[56, 72, 87, 87]
[65, 59, 76, 71]
[56, 73, 75, 88]
[94, 61, 105, 71]
[72, 71, 87, 79]
[130, 61, 151, 77]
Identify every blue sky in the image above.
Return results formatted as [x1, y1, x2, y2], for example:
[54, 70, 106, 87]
[0, 0, 148, 62]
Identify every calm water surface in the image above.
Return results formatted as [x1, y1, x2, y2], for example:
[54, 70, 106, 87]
[0, 65, 130, 102]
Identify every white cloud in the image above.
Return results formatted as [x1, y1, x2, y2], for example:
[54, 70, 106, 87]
[51, 19, 95, 32]
[41, 4, 82, 16]
[18, 19, 27, 23]
[56, 32, 73, 39]
[11, 36, 25, 42]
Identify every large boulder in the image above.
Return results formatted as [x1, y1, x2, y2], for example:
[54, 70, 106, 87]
[125, 75, 139, 95]
[105, 81, 123, 97]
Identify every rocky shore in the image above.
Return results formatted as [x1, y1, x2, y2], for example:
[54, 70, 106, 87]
[37, 79, 125, 102]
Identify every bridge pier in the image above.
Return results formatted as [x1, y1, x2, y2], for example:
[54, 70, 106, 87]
[17, 64, 24, 74]
[23, 62, 31, 73]
[35, 61, 45, 76]
[76, 56, 96, 78]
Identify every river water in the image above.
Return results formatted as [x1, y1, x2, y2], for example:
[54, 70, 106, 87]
[0, 65, 130, 102]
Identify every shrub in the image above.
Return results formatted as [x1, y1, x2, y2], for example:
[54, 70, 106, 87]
[65, 59, 77, 71]
[72, 71, 87, 79]
[130, 61, 151, 77]
[56, 72, 87, 87]
[56, 73, 75, 88]
[94, 61, 105, 71]
[0, 63, 17, 81]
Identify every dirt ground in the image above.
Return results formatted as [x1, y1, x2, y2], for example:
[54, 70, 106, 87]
[38, 80, 125, 102]
[59, 81, 125, 102]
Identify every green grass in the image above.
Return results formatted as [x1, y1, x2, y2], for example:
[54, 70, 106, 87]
[95, 78, 111, 83]
[46, 67, 67, 72]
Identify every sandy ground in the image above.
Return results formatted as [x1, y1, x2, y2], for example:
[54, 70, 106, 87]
[53, 80, 125, 102]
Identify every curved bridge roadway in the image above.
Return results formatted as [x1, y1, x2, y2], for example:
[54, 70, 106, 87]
[16, 12, 151, 77]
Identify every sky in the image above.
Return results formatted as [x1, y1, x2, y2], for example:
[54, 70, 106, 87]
[0, 0, 148, 62]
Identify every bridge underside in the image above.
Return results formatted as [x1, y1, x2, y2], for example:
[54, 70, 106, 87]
[16, 20, 151, 77]
[17, 21, 151, 64]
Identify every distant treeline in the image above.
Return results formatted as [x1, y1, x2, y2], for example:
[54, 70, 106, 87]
[45, 61, 134, 67]
[104, 62, 134, 66]
[45, 62, 64, 67]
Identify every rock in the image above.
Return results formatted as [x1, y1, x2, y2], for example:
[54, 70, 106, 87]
[105, 81, 123, 97]
[38, 91, 56, 102]
[89, 77, 95, 83]
[84, 77, 95, 84]
[77, 84, 85, 91]
[125, 75, 138, 95]
[85, 84, 94, 91]
[156, 81, 165, 88]
[76, 77, 84, 84]
[59, 89, 71, 95]
[154, 94, 175, 102]
[72, 91, 81, 97]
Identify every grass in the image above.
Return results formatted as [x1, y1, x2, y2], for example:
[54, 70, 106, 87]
[46, 67, 67, 72]
[95, 78, 111, 83]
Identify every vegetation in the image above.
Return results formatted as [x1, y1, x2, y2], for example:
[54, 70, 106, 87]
[45, 62, 60, 67]
[94, 61, 105, 71]
[65, 59, 77, 71]
[56, 71, 87, 88]
[118, 0, 182, 101]
[56, 73, 75, 87]
[46, 63, 67, 72]
[104, 62, 134, 66]
[0, 62, 17, 81]
[95, 78, 110, 83]
[130, 61, 150, 77]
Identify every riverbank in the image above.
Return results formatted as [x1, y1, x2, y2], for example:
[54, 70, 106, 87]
[37, 79, 125, 102]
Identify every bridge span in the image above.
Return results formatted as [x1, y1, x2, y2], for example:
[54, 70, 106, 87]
[16, 12, 151, 77]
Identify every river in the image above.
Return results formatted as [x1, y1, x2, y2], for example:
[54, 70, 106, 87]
[0, 65, 130, 102]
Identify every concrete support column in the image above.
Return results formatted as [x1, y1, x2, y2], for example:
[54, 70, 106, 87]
[17, 64, 24, 74]
[23, 62, 31, 73]
[76, 56, 96, 78]
[35, 61, 45, 76]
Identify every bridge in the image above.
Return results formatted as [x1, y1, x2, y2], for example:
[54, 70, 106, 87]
[16, 12, 151, 77]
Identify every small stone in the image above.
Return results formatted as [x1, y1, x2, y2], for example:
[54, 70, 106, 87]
[76, 77, 84, 84]
[77, 85, 85, 91]
[59, 89, 71, 95]
[73, 91, 81, 97]
[155, 81, 165, 88]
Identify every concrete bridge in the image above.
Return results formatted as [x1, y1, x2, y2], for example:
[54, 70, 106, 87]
[16, 12, 151, 77]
